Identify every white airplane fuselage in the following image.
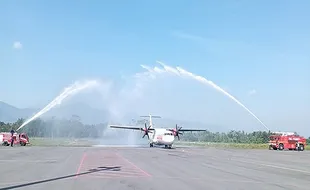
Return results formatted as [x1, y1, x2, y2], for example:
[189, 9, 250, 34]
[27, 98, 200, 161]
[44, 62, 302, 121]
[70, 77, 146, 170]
[149, 128, 175, 147]
[110, 113, 206, 149]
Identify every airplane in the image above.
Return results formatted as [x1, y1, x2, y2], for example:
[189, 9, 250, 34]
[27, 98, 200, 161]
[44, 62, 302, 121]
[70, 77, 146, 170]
[109, 114, 207, 149]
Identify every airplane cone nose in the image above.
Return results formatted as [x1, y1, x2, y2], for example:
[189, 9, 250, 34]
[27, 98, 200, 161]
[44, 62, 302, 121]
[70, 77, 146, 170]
[163, 135, 174, 143]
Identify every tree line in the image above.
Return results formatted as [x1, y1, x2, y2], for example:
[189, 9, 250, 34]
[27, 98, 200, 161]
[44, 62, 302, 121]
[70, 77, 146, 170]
[0, 117, 309, 144]
[0, 117, 107, 139]
[182, 130, 310, 144]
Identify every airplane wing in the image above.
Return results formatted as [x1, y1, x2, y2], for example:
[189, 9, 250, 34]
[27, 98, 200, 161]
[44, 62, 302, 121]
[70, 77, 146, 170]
[178, 129, 207, 132]
[168, 124, 207, 132]
[109, 125, 155, 131]
[109, 124, 154, 139]
[109, 125, 142, 130]
[168, 124, 207, 133]
[168, 125, 207, 140]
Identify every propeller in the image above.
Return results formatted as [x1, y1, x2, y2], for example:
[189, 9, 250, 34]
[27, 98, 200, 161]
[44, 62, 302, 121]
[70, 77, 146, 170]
[169, 124, 183, 140]
[141, 123, 152, 139]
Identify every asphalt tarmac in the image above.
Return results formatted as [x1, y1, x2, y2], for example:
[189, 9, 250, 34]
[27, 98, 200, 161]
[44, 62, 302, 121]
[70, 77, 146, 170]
[0, 145, 309, 190]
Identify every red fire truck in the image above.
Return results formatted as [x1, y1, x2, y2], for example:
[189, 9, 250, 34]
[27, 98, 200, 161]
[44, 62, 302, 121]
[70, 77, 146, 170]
[0, 132, 29, 146]
[269, 131, 306, 151]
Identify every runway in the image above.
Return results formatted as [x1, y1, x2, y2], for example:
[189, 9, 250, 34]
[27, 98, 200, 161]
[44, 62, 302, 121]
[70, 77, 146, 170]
[0, 146, 309, 190]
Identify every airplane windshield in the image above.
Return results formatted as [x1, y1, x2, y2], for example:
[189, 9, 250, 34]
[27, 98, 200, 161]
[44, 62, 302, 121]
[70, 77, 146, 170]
[164, 133, 173, 136]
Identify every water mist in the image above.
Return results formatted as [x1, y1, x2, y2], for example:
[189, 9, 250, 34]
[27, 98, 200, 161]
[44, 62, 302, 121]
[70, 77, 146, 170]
[17, 80, 100, 131]
[139, 61, 269, 131]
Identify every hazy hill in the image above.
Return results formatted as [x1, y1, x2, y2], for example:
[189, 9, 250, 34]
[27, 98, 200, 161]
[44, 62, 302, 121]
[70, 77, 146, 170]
[0, 101, 37, 123]
[0, 101, 149, 125]
[0, 101, 113, 124]
[0, 101, 216, 130]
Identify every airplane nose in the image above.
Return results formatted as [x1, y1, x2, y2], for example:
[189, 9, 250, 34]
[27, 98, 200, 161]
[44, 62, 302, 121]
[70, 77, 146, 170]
[163, 136, 174, 143]
[168, 136, 174, 142]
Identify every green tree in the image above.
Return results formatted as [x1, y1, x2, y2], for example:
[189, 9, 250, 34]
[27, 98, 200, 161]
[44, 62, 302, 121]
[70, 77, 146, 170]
[0, 117, 306, 144]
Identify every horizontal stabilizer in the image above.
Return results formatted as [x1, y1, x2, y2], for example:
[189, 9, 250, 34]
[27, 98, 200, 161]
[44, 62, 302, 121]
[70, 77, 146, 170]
[140, 115, 161, 118]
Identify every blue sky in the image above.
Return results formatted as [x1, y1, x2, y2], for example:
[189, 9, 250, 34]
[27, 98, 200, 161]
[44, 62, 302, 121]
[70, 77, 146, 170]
[1, 1, 309, 134]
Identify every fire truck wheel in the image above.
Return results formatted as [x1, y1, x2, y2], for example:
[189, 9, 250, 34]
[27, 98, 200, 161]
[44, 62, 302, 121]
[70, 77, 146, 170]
[278, 144, 284, 151]
[269, 145, 272, 150]
[299, 144, 304, 151]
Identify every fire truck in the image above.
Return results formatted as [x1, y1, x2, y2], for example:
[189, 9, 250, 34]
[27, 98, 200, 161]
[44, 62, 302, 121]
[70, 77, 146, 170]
[0, 132, 30, 146]
[268, 131, 306, 151]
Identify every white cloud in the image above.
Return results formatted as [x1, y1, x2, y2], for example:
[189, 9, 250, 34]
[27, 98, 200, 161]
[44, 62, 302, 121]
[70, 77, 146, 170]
[248, 89, 257, 96]
[172, 31, 206, 42]
[13, 41, 22, 49]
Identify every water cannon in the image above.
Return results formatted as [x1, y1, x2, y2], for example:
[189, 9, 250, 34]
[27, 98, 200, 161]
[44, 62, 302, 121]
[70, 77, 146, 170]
[271, 131, 297, 136]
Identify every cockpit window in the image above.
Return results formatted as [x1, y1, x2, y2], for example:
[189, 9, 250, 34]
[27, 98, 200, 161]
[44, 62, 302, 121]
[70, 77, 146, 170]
[164, 133, 173, 136]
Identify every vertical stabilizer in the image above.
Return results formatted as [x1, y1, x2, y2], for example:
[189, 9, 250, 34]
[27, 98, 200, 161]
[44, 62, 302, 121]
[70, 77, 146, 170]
[140, 114, 161, 128]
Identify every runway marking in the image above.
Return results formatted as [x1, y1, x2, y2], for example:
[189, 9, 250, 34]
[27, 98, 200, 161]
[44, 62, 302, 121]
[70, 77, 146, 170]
[115, 153, 152, 177]
[89, 172, 148, 178]
[76, 150, 151, 179]
[232, 159, 310, 175]
[76, 174, 265, 184]
[79, 174, 152, 180]
[75, 153, 87, 178]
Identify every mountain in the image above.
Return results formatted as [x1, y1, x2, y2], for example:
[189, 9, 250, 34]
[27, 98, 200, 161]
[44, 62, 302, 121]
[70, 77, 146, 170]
[0, 101, 134, 125]
[42, 102, 111, 124]
[0, 101, 218, 130]
[0, 101, 37, 123]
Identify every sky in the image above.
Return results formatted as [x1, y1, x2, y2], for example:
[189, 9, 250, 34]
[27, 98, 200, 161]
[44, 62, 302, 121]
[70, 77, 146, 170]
[1, 1, 309, 135]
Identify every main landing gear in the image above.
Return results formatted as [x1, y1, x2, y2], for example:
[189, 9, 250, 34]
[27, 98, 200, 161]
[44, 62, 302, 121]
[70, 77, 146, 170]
[149, 143, 172, 149]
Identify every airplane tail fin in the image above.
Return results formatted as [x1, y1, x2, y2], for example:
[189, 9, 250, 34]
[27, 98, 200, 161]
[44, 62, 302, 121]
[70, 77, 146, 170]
[140, 114, 161, 128]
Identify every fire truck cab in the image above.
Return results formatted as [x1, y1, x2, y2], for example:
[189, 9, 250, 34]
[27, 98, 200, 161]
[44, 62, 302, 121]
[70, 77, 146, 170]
[269, 131, 306, 151]
[0, 132, 29, 146]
